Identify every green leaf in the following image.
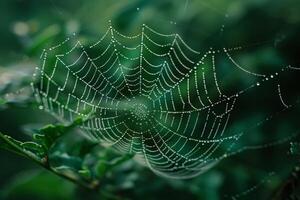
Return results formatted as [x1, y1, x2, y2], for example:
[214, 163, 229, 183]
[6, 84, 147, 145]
[0, 97, 6, 106]
[0, 133, 24, 153]
[0, 132, 44, 163]
[21, 141, 45, 155]
[49, 152, 82, 170]
[0, 134, 17, 153]
[1, 116, 89, 166]
[78, 168, 92, 179]
[96, 154, 134, 178]
[36, 116, 87, 150]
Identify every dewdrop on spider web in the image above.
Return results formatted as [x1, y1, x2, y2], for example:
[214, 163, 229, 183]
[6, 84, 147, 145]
[32, 21, 297, 179]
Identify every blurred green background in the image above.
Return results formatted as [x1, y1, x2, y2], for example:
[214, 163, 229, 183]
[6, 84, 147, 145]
[0, 0, 300, 199]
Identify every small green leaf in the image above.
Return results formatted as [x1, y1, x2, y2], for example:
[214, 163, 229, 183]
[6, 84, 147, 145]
[39, 124, 65, 149]
[78, 168, 92, 179]
[0, 132, 44, 163]
[0, 133, 24, 155]
[32, 133, 45, 144]
[49, 152, 82, 170]
[21, 142, 45, 155]
[37, 116, 87, 150]
[0, 135, 15, 152]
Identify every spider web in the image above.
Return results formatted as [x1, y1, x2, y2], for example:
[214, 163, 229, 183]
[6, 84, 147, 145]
[31, 21, 297, 179]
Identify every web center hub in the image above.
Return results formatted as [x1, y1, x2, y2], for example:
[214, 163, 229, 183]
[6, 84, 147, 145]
[132, 103, 149, 119]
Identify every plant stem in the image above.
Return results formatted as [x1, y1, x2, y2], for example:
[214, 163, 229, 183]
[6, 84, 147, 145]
[0, 132, 100, 191]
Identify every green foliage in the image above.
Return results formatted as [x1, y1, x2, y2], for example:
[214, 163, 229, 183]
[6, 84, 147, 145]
[0, 117, 86, 162]
[0, 116, 135, 193]
[34, 117, 84, 150]
[0, 0, 300, 199]
[0, 133, 43, 161]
